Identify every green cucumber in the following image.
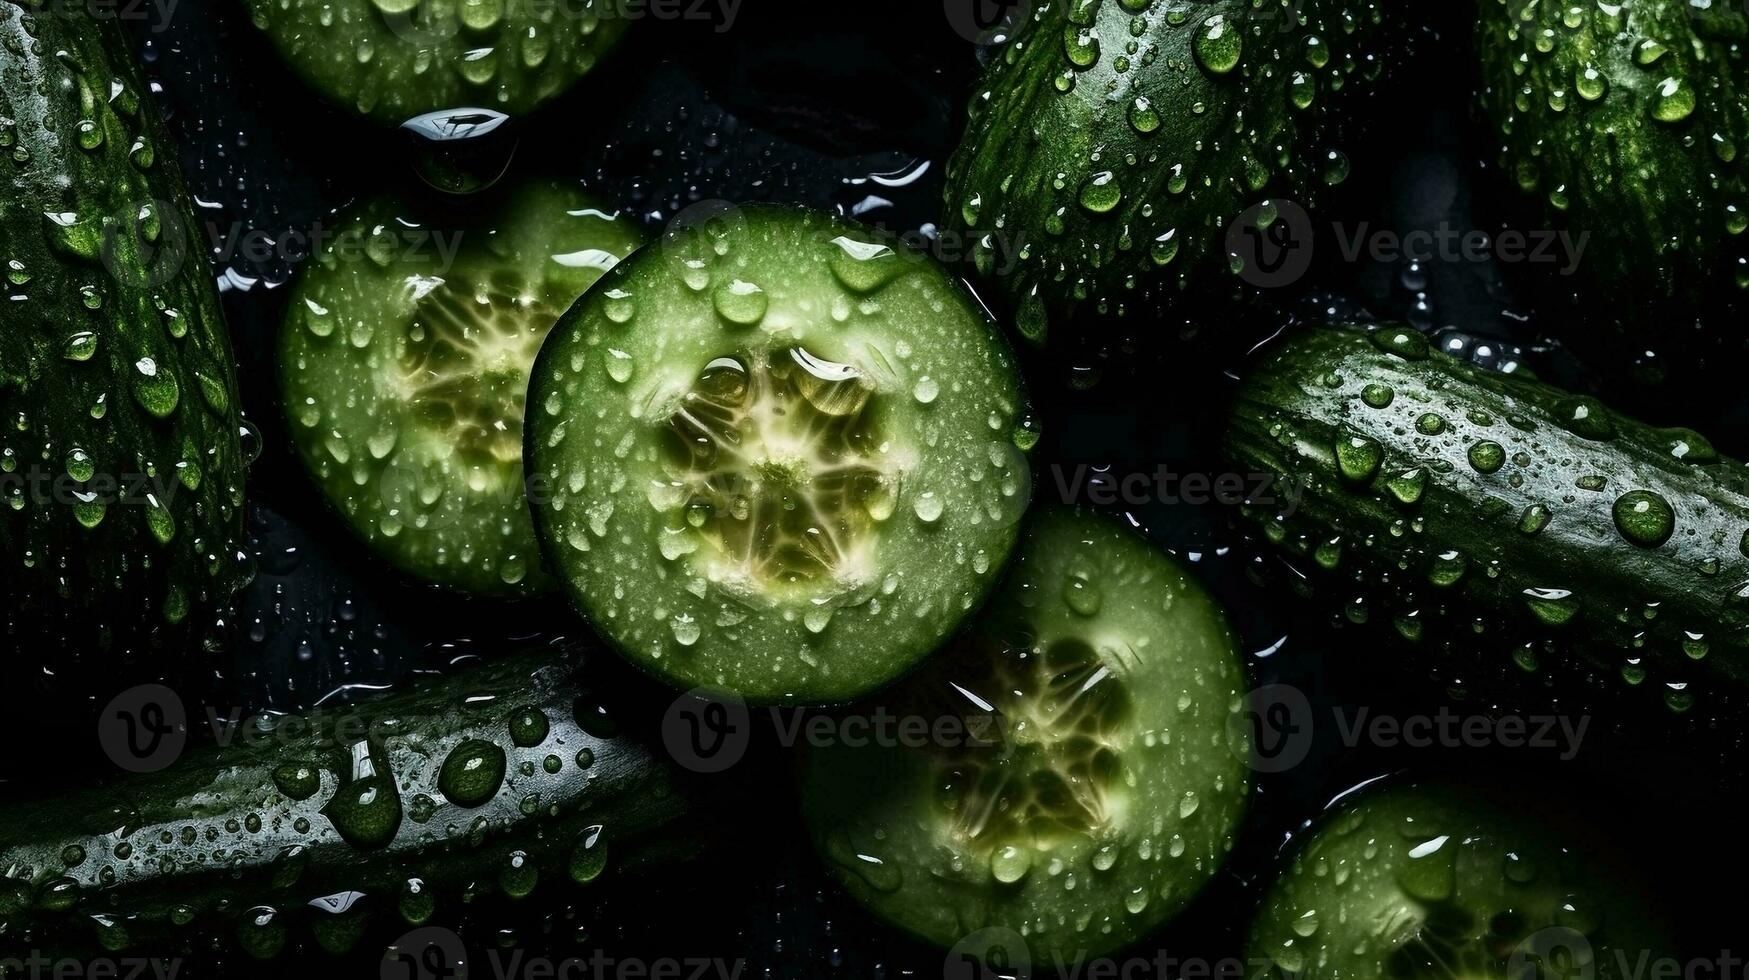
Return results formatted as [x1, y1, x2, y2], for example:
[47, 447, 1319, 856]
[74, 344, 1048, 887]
[0, 5, 248, 689]
[1476, 0, 1748, 373]
[278, 182, 644, 596]
[799, 507, 1250, 959]
[1223, 324, 1749, 715]
[941, 0, 1396, 344]
[242, 0, 630, 127]
[526, 205, 1036, 704]
[1248, 778, 1670, 979]
[0, 644, 694, 959]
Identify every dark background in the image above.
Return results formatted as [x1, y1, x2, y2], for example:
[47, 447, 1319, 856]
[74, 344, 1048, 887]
[13, 1, 1742, 975]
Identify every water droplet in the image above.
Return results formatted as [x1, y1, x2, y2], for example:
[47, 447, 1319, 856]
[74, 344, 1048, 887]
[713, 279, 769, 326]
[437, 739, 507, 807]
[1468, 441, 1505, 474]
[1612, 490, 1675, 547]
[1193, 14, 1242, 74]
[913, 491, 944, 523]
[1077, 171, 1123, 214]
[1334, 432, 1383, 483]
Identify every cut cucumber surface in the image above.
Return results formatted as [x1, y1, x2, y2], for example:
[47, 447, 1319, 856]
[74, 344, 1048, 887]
[1248, 779, 1669, 979]
[279, 181, 643, 596]
[799, 508, 1250, 957]
[242, 0, 628, 127]
[526, 205, 1036, 703]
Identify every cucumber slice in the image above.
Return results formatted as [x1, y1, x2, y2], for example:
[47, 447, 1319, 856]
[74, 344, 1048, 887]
[242, 0, 628, 127]
[526, 205, 1036, 704]
[279, 181, 643, 596]
[798, 508, 1250, 958]
[1248, 779, 1670, 979]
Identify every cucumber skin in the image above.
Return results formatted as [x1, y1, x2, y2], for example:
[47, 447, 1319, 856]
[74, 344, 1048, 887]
[241, 0, 629, 126]
[1224, 325, 1749, 715]
[0, 6, 248, 687]
[0, 645, 695, 959]
[941, 0, 1395, 343]
[1476, 0, 1748, 367]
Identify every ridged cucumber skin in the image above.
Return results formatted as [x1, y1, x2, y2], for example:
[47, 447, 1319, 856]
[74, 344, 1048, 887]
[1224, 325, 1749, 716]
[241, 0, 629, 127]
[0, 645, 695, 960]
[0, 6, 248, 687]
[941, 0, 1396, 344]
[1476, 0, 1748, 370]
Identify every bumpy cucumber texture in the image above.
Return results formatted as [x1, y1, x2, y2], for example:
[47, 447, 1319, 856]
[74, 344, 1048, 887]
[526, 205, 1037, 704]
[243, 0, 629, 126]
[1476, 0, 1748, 371]
[1225, 325, 1749, 716]
[0, 645, 694, 958]
[279, 181, 643, 595]
[943, 0, 1397, 343]
[800, 508, 1250, 958]
[0, 4, 249, 688]
[1249, 779, 1669, 979]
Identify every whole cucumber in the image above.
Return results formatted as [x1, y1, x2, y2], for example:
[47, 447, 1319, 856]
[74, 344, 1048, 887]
[1224, 324, 1749, 718]
[0, 3, 249, 694]
[942, 0, 1399, 345]
[1476, 0, 1749, 380]
[0, 644, 697, 960]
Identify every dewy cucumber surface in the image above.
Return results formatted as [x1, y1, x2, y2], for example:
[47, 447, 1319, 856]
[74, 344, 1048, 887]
[526, 205, 1036, 704]
[1224, 324, 1749, 716]
[279, 181, 643, 596]
[1476, 0, 1748, 369]
[0, 644, 695, 959]
[242, 0, 629, 127]
[799, 508, 1250, 958]
[942, 0, 1397, 344]
[0, 4, 248, 685]
[1248, 778, 1670, 979]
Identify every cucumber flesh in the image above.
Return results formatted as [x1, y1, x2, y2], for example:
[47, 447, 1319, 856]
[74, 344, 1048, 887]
[1248, 778, 1671, 980]
[799, 507, 1250, 958]
[527, 205, 1037, 704]
[279, 182, 644, 596]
